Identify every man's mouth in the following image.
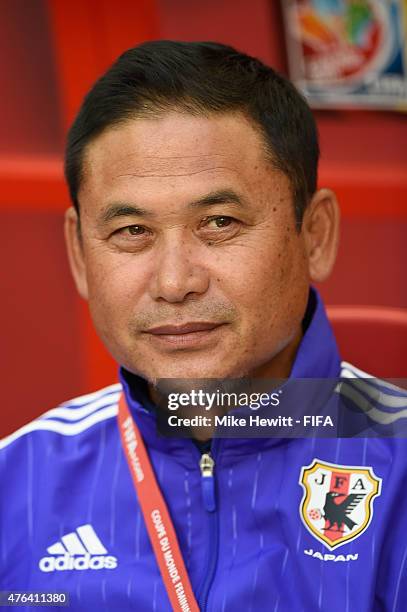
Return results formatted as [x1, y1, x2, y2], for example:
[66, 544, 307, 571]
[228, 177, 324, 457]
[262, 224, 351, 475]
[143, 322, 226, 348]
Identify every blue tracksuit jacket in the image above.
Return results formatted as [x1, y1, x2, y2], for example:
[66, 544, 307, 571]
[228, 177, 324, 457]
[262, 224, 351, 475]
[1, 290, 407, 611]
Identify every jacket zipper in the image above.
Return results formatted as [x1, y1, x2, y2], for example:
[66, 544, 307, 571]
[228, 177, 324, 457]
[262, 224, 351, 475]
[196, 439, 220, 611]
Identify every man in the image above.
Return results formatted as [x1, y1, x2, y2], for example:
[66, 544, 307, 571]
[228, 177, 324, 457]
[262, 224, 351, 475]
[0, 41, 406, 611]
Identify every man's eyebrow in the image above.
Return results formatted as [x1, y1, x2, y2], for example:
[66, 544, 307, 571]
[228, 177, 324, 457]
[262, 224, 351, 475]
[98, 204, 152, 225]
[98, 189, 246, 225]
[188, 189, 247, 209]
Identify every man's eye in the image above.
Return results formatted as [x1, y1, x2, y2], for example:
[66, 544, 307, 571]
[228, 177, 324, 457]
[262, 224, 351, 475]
[127, 225, 146, 235]
[204, 216, 235, 229]
[110, 224, 152, 252]
[116, 225, 147, 236]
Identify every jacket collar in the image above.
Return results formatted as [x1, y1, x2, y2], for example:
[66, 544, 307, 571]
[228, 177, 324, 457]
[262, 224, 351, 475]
[118, 288, 341, 461]
[291, 287, 341, 378]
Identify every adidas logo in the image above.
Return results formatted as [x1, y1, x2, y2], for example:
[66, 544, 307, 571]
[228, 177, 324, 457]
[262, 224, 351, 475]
[39, 524, 118, 572]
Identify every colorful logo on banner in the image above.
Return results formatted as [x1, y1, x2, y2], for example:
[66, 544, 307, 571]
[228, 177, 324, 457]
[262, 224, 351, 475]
[283, 0, 407, 109]
[299, 458, 382, 550]
[296, 0, 391, 84]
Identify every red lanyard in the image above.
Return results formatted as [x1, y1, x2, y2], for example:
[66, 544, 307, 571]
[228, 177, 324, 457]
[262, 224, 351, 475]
[117, 392, 200, 612]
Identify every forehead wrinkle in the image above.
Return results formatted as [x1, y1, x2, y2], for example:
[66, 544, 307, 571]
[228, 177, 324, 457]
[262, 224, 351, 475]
[119, 153, 227, 161]
[116, 166, 236, 179]
[107, 151, 241, 177]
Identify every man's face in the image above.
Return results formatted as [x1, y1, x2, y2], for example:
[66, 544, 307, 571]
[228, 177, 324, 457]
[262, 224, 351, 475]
[69, 111, 311, 381]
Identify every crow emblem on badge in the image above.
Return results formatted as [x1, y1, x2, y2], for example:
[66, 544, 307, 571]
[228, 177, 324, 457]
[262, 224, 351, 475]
[299, 459, 381, 550]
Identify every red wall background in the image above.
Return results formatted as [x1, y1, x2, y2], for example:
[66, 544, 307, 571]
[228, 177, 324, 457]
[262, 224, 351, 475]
[1, 0, 406, 437]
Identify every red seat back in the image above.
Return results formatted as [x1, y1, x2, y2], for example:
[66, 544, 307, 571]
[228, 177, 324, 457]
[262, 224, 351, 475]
[327, 306, 407, 379]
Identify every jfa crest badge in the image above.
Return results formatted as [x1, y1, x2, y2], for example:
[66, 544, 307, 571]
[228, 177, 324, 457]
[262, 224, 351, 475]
[299, 459, 382, 550]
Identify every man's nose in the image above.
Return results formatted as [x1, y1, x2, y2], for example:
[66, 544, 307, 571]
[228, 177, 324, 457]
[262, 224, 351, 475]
[148, 233, 210, 303]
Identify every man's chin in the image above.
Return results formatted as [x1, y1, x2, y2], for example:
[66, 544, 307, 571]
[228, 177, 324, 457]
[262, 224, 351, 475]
[137, 361, 241, 386]
[146, 368, 229, 385]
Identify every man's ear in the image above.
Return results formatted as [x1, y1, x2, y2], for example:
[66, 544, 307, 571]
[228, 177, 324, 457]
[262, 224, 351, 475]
[64, 206, 89, 300]
[302, 188, 340, 283]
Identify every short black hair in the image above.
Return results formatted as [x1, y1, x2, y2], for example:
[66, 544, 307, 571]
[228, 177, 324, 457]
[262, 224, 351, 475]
[65, 40, 319, 224]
